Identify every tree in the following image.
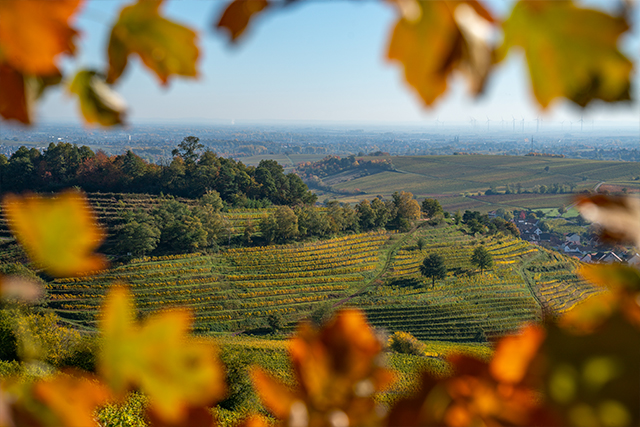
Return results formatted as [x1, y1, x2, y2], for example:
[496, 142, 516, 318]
[471, 246, 494, 274]
[113, 211, 161, 256]
[419, 254, 447, 287]
[454, 210, 462, 225]
[417, 237, 426, 251]
[172, 136, 204, 166]
[421, 198, 443, 218]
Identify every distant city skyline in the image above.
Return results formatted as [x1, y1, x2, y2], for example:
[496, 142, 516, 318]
[34, 0, 640, 127]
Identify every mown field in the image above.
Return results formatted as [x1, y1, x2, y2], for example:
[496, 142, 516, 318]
[44, 220, 598, 344]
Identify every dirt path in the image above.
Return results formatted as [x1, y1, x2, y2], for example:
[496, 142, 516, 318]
[332, 225, 417, 308]
[518, 258, 545, 321]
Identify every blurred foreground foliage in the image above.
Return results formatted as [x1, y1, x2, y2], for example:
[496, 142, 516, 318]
[1, 0, 639, 425]
[0, 192, 639, 426]
[0, 0, 634, 126]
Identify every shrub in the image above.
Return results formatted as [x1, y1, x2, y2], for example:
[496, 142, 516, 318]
[388, 331, 426, 356]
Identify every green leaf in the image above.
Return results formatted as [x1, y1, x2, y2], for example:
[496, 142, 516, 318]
[68, 70, 126, 127]
[107, 0, 199, 85]
[498, 1, 632, 108]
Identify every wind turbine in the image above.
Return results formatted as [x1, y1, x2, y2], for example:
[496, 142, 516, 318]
[486, 116, 491, 132]
[535, 116, 542, 133]
[521, 116, 525, 132]
[579, 115, 584, 132]
[512, 116, 516, 132]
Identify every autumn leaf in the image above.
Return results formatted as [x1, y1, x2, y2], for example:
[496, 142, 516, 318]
[7, 372, 111, 427]
[1, 190, 107, 277]
[575, 194, 640, 248]
[489, 324, 545, 384]
[99, 287, 225, 424]
[559, 264, 640, 332]
[251, 309, 394, 426]
[387, 326, 549, 427]
[216, 0, 270, 43]
[0, 62, 62, 125]
[68, 70, 127, 126]
[107, 0, 199, 85]
[0, 0, 82, 75]
[497, 0, 632, 108]
[145, 405, 215, 427]
[387, 0, 496, 107]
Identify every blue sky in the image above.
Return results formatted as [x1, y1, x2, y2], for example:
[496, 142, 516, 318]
[39, 0, 640, 127]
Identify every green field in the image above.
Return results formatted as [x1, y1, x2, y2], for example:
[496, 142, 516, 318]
[320, 155, 639, 210]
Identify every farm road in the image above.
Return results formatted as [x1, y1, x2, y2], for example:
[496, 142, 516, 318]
[332, 226, 417, 309]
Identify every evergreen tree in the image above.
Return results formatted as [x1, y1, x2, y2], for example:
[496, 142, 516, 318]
[471, 246, 494, 274]
[419, 254, 447, 287]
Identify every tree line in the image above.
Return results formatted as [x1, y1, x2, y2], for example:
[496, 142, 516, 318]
[0, 137, 316, 207]
[111, 191, 424, 256]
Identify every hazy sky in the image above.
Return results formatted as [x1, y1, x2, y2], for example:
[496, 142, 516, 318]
[38, 0, 640, 127]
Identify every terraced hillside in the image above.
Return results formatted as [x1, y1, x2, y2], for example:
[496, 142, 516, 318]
[522, 249, 603, 315]
[43, 221, 600, 343]
[348, 224, 597, 342]
[0, 192, 271, 241]
[47, 231, 391, 332]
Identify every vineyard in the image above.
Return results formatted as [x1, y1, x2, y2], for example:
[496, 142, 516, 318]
[41, 217, 600, 344]
[347, 224, 597, 342]
[522, 249, 603, 315]
[47, 231, 392, 332]
[0, 192, 271, 242]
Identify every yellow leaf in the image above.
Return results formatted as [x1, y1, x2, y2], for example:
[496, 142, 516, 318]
[0, 0, 82, 75]
[99, 287, 225, 424]
[216, 0, 270, 43]
[387, 0, 495, 107]
[68, 70, 127, 127]
[498, 0, 632, 108]
[107, 0, 199, 85]
[1, 190, 107, 277]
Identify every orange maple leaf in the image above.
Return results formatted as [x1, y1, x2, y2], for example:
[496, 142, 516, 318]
[252, 309, 394, 426]
[0, 0, 83, 75]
